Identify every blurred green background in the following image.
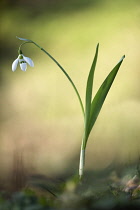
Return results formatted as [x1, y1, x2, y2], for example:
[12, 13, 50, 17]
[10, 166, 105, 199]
[1, 0, 140, 180]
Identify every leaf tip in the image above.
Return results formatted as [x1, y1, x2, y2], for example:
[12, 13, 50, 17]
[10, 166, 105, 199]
[121, 55, 125, 62]
[118, 55, 125, 64]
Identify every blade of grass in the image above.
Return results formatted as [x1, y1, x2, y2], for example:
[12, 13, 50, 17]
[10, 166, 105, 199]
[79, 44, 99, 179]
[86, 55, 125, 141]
[85, 43, 99, 131]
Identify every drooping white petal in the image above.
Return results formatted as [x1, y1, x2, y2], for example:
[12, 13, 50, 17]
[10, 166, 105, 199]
[20, 62, 27, 71]
[23, 55, 34, 67]
[12, 58, 19, 72]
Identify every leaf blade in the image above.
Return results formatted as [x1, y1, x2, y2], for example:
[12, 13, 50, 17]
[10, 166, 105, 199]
[85, 44, 99, 130]
[87, 55, 125, 139]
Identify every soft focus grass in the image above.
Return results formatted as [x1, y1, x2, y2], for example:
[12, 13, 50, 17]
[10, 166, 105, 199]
[1, 0, 140, 178]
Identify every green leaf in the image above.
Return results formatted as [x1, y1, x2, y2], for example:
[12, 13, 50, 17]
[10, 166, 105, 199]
[86, 55, 125, 140]
[85, 44, 99, 129]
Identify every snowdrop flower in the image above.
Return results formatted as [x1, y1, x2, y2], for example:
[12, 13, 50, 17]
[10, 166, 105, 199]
[12, 52, 34, 72]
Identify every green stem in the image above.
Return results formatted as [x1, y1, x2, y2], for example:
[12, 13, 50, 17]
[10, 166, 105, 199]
[25, 41, 84, 116]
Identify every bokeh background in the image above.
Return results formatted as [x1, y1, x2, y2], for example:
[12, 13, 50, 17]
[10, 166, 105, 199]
[1, 0, 140, 182]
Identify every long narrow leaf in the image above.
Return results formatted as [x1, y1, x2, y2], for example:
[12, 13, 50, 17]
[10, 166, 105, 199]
[86, 55, 125, 140]
[85, 44, 99, 129]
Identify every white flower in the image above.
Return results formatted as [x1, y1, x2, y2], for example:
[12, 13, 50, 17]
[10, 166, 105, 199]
[12, 54, 34, 72]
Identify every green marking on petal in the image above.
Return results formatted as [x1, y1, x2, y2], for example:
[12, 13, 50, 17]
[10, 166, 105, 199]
[20, 61, 26, 64]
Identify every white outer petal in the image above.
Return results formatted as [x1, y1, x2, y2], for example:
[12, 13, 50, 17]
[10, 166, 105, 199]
[23, 55, 34, 67]
[20, 63, 27, 71]
[12, 58, 19, 71]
